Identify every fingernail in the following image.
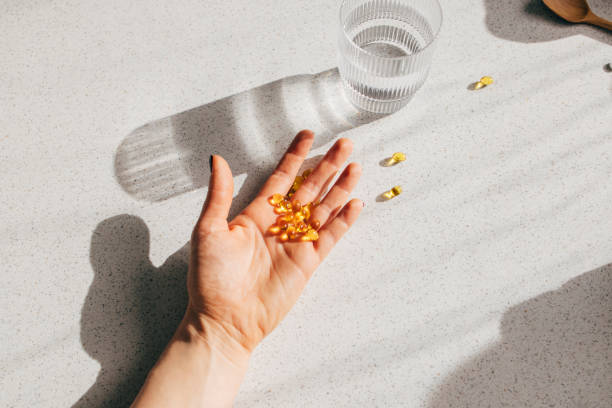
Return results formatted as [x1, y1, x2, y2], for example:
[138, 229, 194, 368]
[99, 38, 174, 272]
[209, 155, 213, 171]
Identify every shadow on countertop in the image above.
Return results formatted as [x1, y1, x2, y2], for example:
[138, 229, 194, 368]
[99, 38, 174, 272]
[73, 215, 189, 408]
[428, 263, 612, 408]
[484, 0, 612, 45]
[114, 68, 382, 217]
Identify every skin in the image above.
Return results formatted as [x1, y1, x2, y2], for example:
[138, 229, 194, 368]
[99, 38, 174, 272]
[131, 130, 363, 407]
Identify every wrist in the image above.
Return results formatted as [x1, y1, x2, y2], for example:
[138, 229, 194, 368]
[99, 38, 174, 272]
[178, 306, 252, 370]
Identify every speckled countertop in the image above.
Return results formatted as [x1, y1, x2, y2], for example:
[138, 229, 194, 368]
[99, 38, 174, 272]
[1, 1, 611, 407]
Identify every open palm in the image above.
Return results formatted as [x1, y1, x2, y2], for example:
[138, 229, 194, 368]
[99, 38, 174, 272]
[188, 130, 363, 352]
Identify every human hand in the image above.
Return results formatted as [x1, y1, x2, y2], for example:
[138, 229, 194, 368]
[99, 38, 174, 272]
[187, 130, 363, 360]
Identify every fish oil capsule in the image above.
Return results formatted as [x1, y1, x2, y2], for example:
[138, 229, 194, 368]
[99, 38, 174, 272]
[301, 205, 310, 219]
[292, 200, 302, 211]
[277, 214, 292, 223]
[293, 211, 305, 222]
[274, 205, 288, 214]
[480, 76, 493, 85]
[268, 193, 284, 206]
[279, 232, 289, 242]
[300, 229, 319, 242]
[310, 219, 320, 230]
[382, 185, 402, 200]
[268, 225, 281, 235]
[387, 152, 406, 166]
[302, 169, 312, 178]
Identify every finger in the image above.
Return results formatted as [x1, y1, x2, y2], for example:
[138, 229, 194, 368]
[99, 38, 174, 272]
[258, 130, 314, 199]
[310, 162, 362, 227]
[314, 198, 363, 260]
[197, 155, 234, 233]
[292, 138, 353, 205]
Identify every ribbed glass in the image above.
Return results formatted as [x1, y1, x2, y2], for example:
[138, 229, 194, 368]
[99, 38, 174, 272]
[338, 0, 442, 114]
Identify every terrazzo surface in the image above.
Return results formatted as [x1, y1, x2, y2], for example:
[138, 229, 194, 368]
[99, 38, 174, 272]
[1, 0, 611, 406]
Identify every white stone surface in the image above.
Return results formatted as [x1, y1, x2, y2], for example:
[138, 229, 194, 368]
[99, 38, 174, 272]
[1, 0, 611, 407]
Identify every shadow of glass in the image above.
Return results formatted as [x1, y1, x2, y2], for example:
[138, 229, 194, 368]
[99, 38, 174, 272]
[428, 263, 612, 408]
[484, 0, 612, 45]
[73, 215, 189, 408]
[115, 68, 384, 208]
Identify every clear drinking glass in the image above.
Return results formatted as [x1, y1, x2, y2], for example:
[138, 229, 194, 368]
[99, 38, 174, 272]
[337, 0, 442, 114]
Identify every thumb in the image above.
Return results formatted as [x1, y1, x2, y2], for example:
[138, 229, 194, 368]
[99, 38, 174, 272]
[197, 155, 234, 232]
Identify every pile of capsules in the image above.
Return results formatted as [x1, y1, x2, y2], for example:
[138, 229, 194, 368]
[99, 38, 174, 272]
[267, 169, 321, 242]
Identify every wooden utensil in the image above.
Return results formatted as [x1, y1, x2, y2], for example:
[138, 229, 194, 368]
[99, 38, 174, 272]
[542, 0, 612, 31]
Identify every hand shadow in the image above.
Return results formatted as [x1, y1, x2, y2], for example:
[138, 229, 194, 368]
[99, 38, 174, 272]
[428, 263, 612, 407]
[73, 214, 189, 408]
[484, 0, 612, 45]
[115, 68, 384, 217]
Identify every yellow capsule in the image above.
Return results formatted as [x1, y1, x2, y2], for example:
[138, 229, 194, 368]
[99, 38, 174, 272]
[300, 229, 319, 241]
[277, 214, 292, 224]
[382, 185, 402, 200]
[473, 81, 485, 90]
[480, 76, 493, 85]
[297, 221, 308, 232]
[302, 169, 312, 178]
[301, 205, 310, 219]
[274, 206, 288, 214]
[286, 225, 297, 237]
[292, 200, 302, 211]
[268, 225, 281, 235]
[386, 152, 406, 166]
[310, 219, 320, 230]
[279, 232, 289, 242]
[292, 175, 304, 189]
[268, 193, 284, 206]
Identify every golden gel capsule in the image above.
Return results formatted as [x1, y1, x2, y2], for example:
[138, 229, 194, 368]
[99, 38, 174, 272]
[480, 76, 493, 85]
[382, 185, 402, 200]
[300, 229, 319, 242]
[268, 225, 281, 235]
[310, 219, 320, 230]
[386, 152, 406, 166]
[302, 169, 312, 178]
[268, 193, 284, 206]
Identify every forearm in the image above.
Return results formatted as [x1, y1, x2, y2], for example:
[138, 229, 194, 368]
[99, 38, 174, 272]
[131, 308, 250, 408]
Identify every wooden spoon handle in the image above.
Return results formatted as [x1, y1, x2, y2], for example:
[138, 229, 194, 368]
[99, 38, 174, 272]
[585, 11, 612, 31]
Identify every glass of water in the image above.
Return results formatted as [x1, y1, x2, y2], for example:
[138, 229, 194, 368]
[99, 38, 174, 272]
[338, 0, 442, 114]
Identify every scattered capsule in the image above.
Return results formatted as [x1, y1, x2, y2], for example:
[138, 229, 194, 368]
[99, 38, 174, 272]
[310, 219, 321, 230]
[279, 232, 289, 242]
[473, 81, 485, 90]
[382, 185, 402, 200]
[480, 76, 493, 85]
[386, 152, 406, 166]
